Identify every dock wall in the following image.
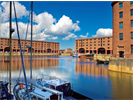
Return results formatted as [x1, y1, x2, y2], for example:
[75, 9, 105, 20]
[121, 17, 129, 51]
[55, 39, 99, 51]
[94, 54, 112, 61]
[108, 57, 133, 73]
[0, 53, 59, 56]
[60, 53, 72, 56]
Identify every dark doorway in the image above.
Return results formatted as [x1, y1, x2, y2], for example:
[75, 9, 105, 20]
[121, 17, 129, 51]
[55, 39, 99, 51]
[98, 48, 105, 54]
[79, 48, 85, 53]
[4, 47, 10, 52]
[47, 49, 51, 53]
[119, 51, 124, 57]
[107, 50, 110, 54]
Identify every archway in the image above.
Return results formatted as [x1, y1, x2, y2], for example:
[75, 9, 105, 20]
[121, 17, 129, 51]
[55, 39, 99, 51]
[79, 48, 85, 53]
[4, 47, 10, 52]
[47, 49, 51, 53]
[98, 48, 105, 54]
[28, 48, 34, 53]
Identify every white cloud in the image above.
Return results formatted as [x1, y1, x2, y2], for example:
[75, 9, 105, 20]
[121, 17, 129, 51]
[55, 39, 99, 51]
[93, 28, 112, 37]
[0, 1, 80, 41]
[62, 33, 77, 40]
[48, 36, 58, 40]
[36, 15, 80, 36]
[1, 2, 28, 22]
[80, 32, 89, 38]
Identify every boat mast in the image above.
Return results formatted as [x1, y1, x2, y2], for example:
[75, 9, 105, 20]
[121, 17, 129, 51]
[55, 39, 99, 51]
[30, 1, 33, 79]
[9, 1, 12, 94]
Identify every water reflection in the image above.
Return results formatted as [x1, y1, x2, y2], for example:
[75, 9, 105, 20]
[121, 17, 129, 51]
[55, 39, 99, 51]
[109, 71, 133, 99]
[75, 58, 108, 76]
[0, 56, 59, 71]
[0, 56, 133, 99]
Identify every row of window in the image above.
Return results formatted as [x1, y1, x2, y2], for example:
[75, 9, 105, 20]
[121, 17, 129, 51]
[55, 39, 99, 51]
[119, 9, 133, 19]
[119, 2, 133, 29]
[119, 20, 133, 29]
[76, 40, 110, 44]
[76, 37, 110, 42]
[119, 1, 133, 9]
[119, 32, 133, 40]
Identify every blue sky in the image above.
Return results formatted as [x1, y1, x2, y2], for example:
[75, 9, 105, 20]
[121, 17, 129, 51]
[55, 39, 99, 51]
[0, 1, 112, 51]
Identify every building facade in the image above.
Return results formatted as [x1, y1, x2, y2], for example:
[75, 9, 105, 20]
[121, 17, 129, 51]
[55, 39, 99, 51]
[0, 37, 59, 53]
[59, 49, 66, 53]
[75, 36, 112, 54]
[67, 48, 73, 53]
[112, 1, 133, 58]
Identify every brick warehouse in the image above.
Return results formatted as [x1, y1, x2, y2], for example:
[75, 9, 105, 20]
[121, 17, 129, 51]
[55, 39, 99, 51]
[0, 37, 59, 53]
[75, 36, 113, 54]
[112, 1, 133, 58]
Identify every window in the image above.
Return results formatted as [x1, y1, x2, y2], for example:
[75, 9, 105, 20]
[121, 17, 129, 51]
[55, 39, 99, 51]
[131, 20, 133, 28]
[119, 12, 123, 18]
[131, 9, 133, 16]
[119, 33, 123, 40]
[119, 22, 123, 29]
[131, 1, 133, 5]
[131, 32, 133, 39]
[131, 45, 133, 53]
[108, 47, 110, 49]
[108, 44, 110, 45]
[119, 2, 123, 8]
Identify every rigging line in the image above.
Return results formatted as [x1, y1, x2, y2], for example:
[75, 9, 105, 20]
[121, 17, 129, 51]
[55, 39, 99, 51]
[18, 4, 31, 80]
[30, 1, 33, 80]
[13, 1, 30, 99]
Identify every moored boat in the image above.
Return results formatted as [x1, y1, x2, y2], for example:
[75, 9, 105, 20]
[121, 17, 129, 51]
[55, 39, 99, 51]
[36, 74, 91, 100]
[0, 81, 13, 100]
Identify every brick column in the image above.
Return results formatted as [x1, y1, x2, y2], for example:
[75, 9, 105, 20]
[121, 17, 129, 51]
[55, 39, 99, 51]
[110, 50, 112, 54]
[96, 50, 98, 54]
[3, 49, 4, 53]
[16, 49, 17, 53]
[105, 50, 107, 54]
[85, 49, 86, 54]
[92, 50, 94, 53]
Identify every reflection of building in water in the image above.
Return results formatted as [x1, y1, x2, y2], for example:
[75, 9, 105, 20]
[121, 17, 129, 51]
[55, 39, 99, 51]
[108, 71, 133, 99]
[0, 56, 59, 71]
[75, 59, 108, 76]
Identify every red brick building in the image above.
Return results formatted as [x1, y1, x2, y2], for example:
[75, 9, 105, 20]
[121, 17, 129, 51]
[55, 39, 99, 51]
[112, 1, 133, 58]
[59, 49, 66, 53]
[67, 48, 73, 53]
[75, 36, 112, 54]
[0, 37, 59, 53]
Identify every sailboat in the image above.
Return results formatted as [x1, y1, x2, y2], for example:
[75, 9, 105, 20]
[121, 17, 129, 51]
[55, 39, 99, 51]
[12, 1, 90, 100]
[12, 1, 63, 100]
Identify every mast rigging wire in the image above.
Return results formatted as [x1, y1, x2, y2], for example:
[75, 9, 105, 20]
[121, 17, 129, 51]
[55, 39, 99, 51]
[13, 1, 30, 99]
[18, 3, 31, 80]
